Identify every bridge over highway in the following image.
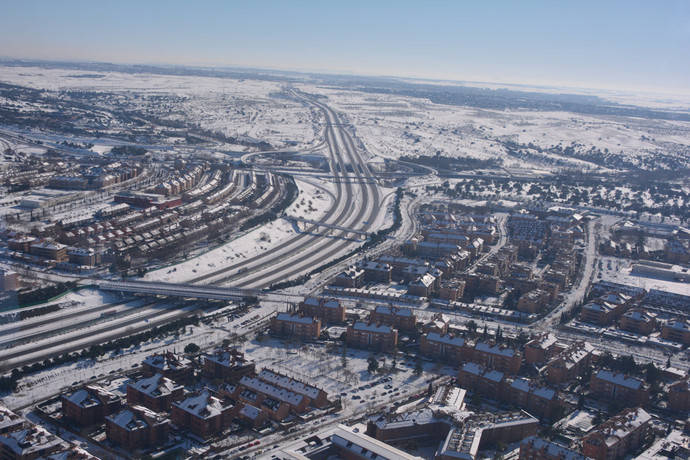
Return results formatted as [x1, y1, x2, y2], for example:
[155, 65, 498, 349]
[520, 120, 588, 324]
[97, 280, 307, 301]
[285, 215, 373, 238]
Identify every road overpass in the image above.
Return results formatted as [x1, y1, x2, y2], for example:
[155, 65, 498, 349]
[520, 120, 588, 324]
[98, 280, 262, 300]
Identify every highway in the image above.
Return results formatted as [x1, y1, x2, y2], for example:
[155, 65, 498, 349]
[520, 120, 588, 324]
[187, 91, 380, 288]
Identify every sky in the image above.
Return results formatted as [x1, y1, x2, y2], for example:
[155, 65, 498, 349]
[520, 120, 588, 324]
[1, 1, 689, 94]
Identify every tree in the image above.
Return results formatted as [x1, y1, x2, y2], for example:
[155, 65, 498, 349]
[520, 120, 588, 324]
[341, 342, 348, 369]
[414, 357, 423, 376]
[367, 356, 379, 373]
[466, 320, 477, 334]
[184, 343, 200, 354]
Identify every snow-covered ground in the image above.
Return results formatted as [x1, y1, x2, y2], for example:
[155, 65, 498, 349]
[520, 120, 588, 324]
[597, 256, 690, 296]
[300, 84, 690, 172]
[0, 65, 319, 151]
[144, 178, 334, 284]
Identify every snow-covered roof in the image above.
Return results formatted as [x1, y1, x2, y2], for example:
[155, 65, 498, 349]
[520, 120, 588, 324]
[474, 341, 517, 357]
[143, 352, 192, 371]
[0, 426, 65, 456]
[129, 374, 181, 398]
[665, 319, 690, 331]
[521, 436, 588, 460]
[374, 305, 413, 317]
[239, 404, 262, 420]
[172, 390, 231, 419]
[331, 424, 424, 460]
[427, 332, 465, 347]
[353, 321, 394, 334]
[64, 385, 118, 408]
[275, 312, 317, 324]
[258, 369, 322, 400]
[595, 370, 642, 390]
[239, 376, 304, 406]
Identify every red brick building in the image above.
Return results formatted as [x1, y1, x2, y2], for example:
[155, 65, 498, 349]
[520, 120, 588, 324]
[525, 333, 564, 365]
[61, 385, 121, 426]
[619, 309, 656, 335]
[582, 407, 651, 460]
[543, 342, 594, 384]
[421, 313, 450, 335]
[661, 319, 690, 345]
[126, 374, 183, 412]
[457, 362, 505, 397]
[142, 352, 194, 383]
[668, 378, 690, 413]
[269, 313, 321, 340]
[170, 390, 236, 438]
[237, 376, 310, 416]
[471, 341, 522, 374]
[419, 333, 466, 364]
[358, 260, 393, 283]
[299, 297, 346, 323]
[346, 322, 398, 350]
[579, 293, 633, 326]
[517, 289, 551, 313]
[257, 369, 330, 409]
[369, 305, 417, 332]
[589, 370, 649, 407]
[105, 405, 169, 450]
[508, 378, 561, 420]
[202, 348, 255, 382]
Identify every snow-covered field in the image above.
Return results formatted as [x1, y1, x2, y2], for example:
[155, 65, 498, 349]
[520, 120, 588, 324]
[0, 65, 319, 151]
[301, 84, 690, 171]
[144, 178, 334, 283]
[597, 256, 690, 296]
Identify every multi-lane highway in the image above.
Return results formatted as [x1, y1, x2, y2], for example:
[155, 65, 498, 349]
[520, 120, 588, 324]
[187, 91, 380, 288]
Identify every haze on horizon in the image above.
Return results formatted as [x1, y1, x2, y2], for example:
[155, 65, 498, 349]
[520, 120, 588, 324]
[1, 0, 689, 95]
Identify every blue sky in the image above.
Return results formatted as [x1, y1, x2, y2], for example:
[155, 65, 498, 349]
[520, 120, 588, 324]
[1, 1, 688, 93]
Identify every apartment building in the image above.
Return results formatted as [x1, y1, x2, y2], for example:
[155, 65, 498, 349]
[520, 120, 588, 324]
[457, 362, 505, 397]
[346, 322, 398, 350]
[202, 348, 255, 382]
[668, 378, 690, 413]
[61, 385, 121, 426]
[126, 374, 184, 412]
[299, 297, 346, 323]
[472, 342, 522, 374]
[257, 369, 330, 409]
[582, 407, 651, 460]
[142, 352, 194, 383]
[105, 405, 169, 450]
[619, 309, 657, 335]
[170, 390, 236, 438]
[369, 305, 417, 332]
[589, 370, 649, 407]
[661, 319, 690, 345]
[509, 378, 561, 419]
[543, 342, 594, 385]
[420, 332, 466, 364]
[269, 313, 321, 340]
[525, 333, 564, 364]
